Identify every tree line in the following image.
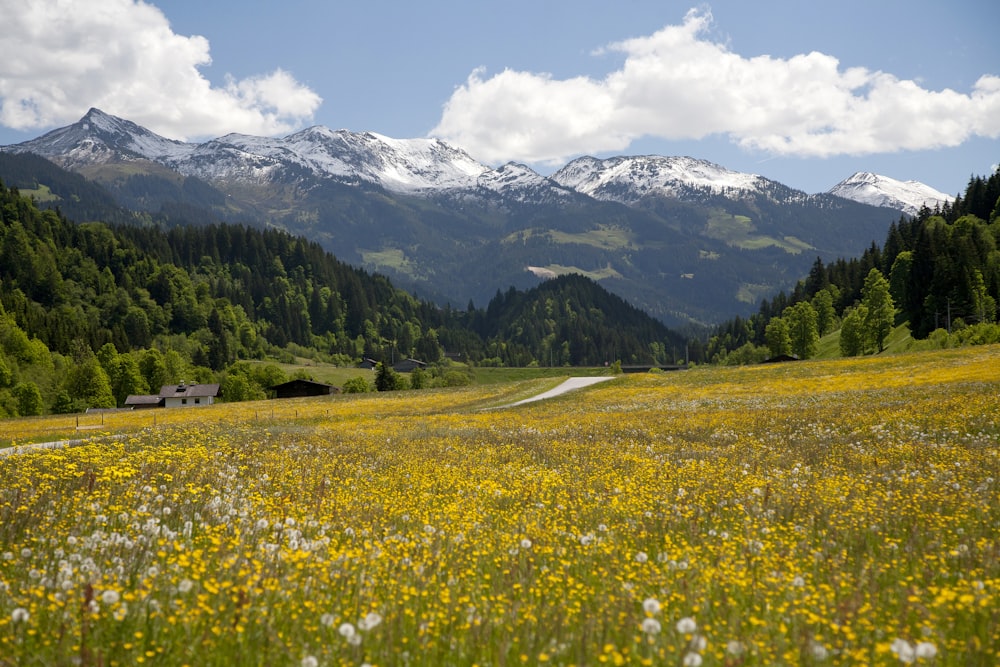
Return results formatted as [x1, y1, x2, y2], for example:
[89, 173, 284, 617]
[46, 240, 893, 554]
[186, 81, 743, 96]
[0, 179, 686, 416]
[706, 168, 1000, 363]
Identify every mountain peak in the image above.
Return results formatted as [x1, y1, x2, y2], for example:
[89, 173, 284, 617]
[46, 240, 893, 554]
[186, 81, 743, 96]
[552, 154, 772, 204]
[829, 172, 953, 216]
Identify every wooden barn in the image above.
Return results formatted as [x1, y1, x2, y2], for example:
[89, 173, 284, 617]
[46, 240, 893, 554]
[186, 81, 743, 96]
[271, 379, 340, 399]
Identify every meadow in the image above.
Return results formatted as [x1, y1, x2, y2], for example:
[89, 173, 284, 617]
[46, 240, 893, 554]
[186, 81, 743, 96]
[1, 346, 998, 666]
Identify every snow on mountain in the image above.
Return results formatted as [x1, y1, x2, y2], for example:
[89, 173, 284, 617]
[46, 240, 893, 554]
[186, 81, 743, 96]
[7, 108, 197, 169]
[2, 110, 956, 215]
[552, 155, 772, 204]
[3, 109, 491, 194]
[473, 162, 577, 203]
[829, 172, 954, 216]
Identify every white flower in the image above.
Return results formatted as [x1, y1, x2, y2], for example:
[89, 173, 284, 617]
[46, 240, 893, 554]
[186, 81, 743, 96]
[792, 575, 806, 587]
[338, 622, 357, 638]
[726, 640, 745, 656]
[256, 518, 269, 531]
[520, 538, 532, 550]
[676, 617, 697, 634]
[810, 640, 829, 661]
[914, 642, 937, 659]
[11, 608, 29, 623]
[891, 638, 915, 663]
[358, 611, 383, 631]
[635, 551, 648, 563]
[178, 579, 194, 594]
[101, 589, 120, 605]
[320, 613, 335, 627]
[301, 657, 318, 667]
[642, 597, 661, 615]
[682, 652, 703, 667]
[641, 618, 661, 635]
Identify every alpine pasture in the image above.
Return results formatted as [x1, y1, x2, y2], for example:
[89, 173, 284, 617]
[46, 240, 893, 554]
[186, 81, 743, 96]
[1, 346, 998, 666]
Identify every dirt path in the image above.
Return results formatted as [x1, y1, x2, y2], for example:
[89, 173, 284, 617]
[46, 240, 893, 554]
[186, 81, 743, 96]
[499, 376, 615, 407]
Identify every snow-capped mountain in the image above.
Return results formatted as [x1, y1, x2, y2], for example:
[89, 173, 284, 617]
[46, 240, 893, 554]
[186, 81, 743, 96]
[552, 155, 777, 204]
[6, 108, 494, 194]
[7, 108, 197, 169]
[1, 108, 923, 328]
[5, 109, 951, 217]
[829, 172, 954, 216]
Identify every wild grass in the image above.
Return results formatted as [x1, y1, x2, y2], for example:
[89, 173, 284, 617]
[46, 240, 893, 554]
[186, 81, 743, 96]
[1, 346, 997, 665]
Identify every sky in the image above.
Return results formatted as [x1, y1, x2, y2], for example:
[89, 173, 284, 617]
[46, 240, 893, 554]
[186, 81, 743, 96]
[1, 0, 998, 196]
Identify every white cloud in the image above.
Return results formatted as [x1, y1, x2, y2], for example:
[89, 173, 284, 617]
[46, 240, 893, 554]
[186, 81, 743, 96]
[0, 0, 321, 139]
[431, 8, 1000, 164]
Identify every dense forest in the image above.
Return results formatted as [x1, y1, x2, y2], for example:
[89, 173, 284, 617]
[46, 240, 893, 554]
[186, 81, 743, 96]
[706, 168, 1000, 363]
[0, 179, 686, 416]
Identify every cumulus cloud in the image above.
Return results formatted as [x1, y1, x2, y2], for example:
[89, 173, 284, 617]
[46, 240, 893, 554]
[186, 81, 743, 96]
[431, 8, 1000, 164]
[0, 0, 321, 139]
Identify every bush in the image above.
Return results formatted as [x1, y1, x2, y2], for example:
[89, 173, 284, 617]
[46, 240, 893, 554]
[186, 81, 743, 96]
[342, 376, 372, 393]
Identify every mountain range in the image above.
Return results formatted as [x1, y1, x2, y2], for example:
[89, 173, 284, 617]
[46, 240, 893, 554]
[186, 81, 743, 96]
[0, 108, 955, 327]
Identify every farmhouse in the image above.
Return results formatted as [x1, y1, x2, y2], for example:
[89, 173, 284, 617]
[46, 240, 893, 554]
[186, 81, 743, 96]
[271, 379, 340, 399]
[159, 382, 220, 408]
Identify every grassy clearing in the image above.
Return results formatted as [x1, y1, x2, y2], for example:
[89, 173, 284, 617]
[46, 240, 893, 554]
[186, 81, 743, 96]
[1, 346, 998, 665]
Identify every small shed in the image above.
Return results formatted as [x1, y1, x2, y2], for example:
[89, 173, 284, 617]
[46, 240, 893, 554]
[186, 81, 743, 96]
[124, 394, 164, 410]
[393, 358, 427, 373]
[358, 358, 379, 370]
[761, 354, 800, 364]
[159, 382, 220, 408]
[271, 379, 340, 399]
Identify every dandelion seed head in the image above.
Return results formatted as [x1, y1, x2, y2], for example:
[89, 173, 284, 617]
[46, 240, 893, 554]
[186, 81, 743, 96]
[641, 618, 661, 635]
[11, 608, 29, 623]
[676, 617, 697, 634]
[338, 622, 356, 638]
[358, 612, 383, 631]
[642, 597, 661, 615]
[682, 652, 703, 667]
[101, 589, 120, 605]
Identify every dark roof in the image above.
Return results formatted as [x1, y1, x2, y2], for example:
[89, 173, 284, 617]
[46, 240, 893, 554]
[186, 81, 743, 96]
[761, 354, 800, 364]
[158, 383, 220, 398]
[125, 394, 162, 406]
[271, 379, 336, 391]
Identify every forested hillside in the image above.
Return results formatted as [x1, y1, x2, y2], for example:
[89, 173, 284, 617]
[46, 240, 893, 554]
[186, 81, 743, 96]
[707, 168, 1000, 362]
[0, 180, 685, 416]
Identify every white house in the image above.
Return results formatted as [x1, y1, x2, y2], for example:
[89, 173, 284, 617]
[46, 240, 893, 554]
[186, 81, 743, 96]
[158, 382, 220, 408]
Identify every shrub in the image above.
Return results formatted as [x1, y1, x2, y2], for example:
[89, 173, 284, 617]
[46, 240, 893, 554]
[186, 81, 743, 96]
[342, 376, 372, 393]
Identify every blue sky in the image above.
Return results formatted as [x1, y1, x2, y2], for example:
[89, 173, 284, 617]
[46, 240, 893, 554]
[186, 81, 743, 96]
[1, 0, 998, 195]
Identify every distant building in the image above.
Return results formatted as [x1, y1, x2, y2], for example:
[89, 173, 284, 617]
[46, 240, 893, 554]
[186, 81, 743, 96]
[392, 358, 427, 373]
[271, 379, 340, 399]
[159, 383, 220, 408]
[358, 358, 379, 370]
[761, 354, 800, 364]
[124, 394, 164, 410]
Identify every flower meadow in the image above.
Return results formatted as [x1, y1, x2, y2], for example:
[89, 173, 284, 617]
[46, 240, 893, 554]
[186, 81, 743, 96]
[1, 346, 998, 666]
